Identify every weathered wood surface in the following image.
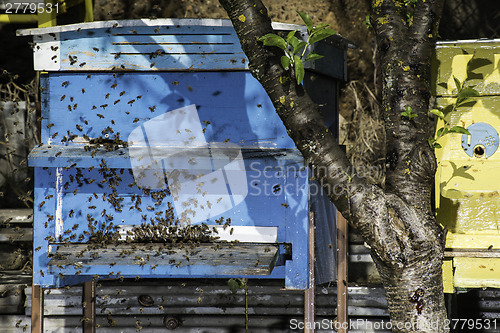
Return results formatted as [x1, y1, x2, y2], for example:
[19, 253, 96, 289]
[17, 19, 347, 80]
[48, 243, 279, 276]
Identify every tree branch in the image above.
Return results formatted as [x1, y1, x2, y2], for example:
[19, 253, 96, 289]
[218, 0, 419, 267]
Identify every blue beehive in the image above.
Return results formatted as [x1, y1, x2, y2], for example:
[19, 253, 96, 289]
[19, 19, 347, 289]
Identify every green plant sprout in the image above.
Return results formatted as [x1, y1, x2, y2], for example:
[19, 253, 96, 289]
[428, 76, 478, 149]
[401, 106, 418, 120]
[258, 12, 336, 85]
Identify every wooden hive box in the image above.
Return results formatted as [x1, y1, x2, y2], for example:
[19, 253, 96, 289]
[19, 18, 347, 290]
[432, 39, 500, 292]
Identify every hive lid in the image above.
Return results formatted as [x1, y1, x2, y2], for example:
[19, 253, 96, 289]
[17, 18, 350, 80]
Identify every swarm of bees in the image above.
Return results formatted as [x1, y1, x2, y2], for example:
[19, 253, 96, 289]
[37, 56, 241, 287]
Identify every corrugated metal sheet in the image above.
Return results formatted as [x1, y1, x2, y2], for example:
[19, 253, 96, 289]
[15, 279, 390, 333]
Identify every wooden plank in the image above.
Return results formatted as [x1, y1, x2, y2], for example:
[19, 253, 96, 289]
[445, 249, 500, 258]
[31, 285, 44, 333]
[304, 212, 315, 333]
[48, 243, 279, 276]
[0, 228, 32, 242]
[0, 209, 33, 224]
[336, 211, 348, 333]
[82, 281, 95, 333]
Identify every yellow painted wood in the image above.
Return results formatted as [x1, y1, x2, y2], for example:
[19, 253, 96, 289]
[445, 232, 500, 249]
[434, 41, 500, 96]
[454, 257, 500, 288]
[442, 259, 454, 293]
[0, 14, 37, 23]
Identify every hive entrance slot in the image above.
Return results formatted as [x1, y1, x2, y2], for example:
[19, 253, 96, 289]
[47, 243, 280, 276]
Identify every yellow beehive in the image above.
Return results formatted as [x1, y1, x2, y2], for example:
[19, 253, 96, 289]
[433, 39, 500, 292]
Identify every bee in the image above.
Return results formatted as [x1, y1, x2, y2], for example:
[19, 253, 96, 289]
[114, 99, 120, 105]
[92, 105, 97, 110]
[100, 104, 108, 109]
[120, 91, 125, 96]
[50, 45, 59, 51]
[77, 28, 82, 32]
[111, 83, 117, 89]
[136, 95, 142, 99]
[69, 209, 74, 217]
[73, 103, 78, 110]
[281, 203, 289, 208]
[70, 97, 74, 102]
[68, 105, 72, 111]
[62, 81, 69, 87]
[131, 29, 137, 34]
[150, 63, 155, 68]
[149, 106, 156, 112]
[55, 151, 62, 157]
[97, 114, 104, 119]
[93, 47, 99, 52]
[79, 62, 86, 67]
[76, 124, 83, 131]
[40, 270, 44, 277]
[111, 120, 115, 125]
[82, 89, 85, 94]
[73, 189, 78, 195]
[35, 246, 41, 251]
[51, 55, 57, 60]
[52, 132, 58, 139]
[154, 27, 160, 33]
[39, 201, 45, 208]
[112, 23, 118, 28]
[45, 194, 54, 199]
[114, 53, 121, 59]
[224, 138, 230, 143]
[47, 123, 54, 128]
[257, 104, 262, 108]
[88, 205, 96, 209]
[273, 184, 281, 193]
[128, 99, 135, 105]
[61, 95, 66, 101]
[133, 118, 140, 123]
[105, 93, 110, 99]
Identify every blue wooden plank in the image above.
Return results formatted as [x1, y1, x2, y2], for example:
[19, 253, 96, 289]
[33, 168, 57, 287]
[59, 26, 247, 71]
[41, 72, 296, 149]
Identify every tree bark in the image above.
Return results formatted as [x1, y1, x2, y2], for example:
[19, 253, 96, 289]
[218, 0, 448, 331]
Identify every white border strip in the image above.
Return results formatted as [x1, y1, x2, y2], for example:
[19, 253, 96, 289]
[17, 18, 306, 36]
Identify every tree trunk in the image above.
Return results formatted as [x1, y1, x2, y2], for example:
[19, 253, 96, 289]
[218, 0, 449, 331]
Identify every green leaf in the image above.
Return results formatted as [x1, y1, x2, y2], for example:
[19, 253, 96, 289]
[297, 12, 313, 32]
[305, 52, 324, 62]
[286, 30, 298, 43]
[294, 55, 305, 85]
[311, 23, 330, 34]
[433, 142, 442, 149]
[281, 55, 291, 70]
[457, 87, 479, 104]
[309, 28, 336, 44]
[430, 109, 445, 119]
[258, 34, 287, 50]
[453, 76, 461, 92]
[293, 41, 307, 55]
[288, 35, 301, 52]
[363, 14, 372, 29]
[448, 126, 470, 135]
[436, 127, 448, 138]
[228, 278, 241, 294]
